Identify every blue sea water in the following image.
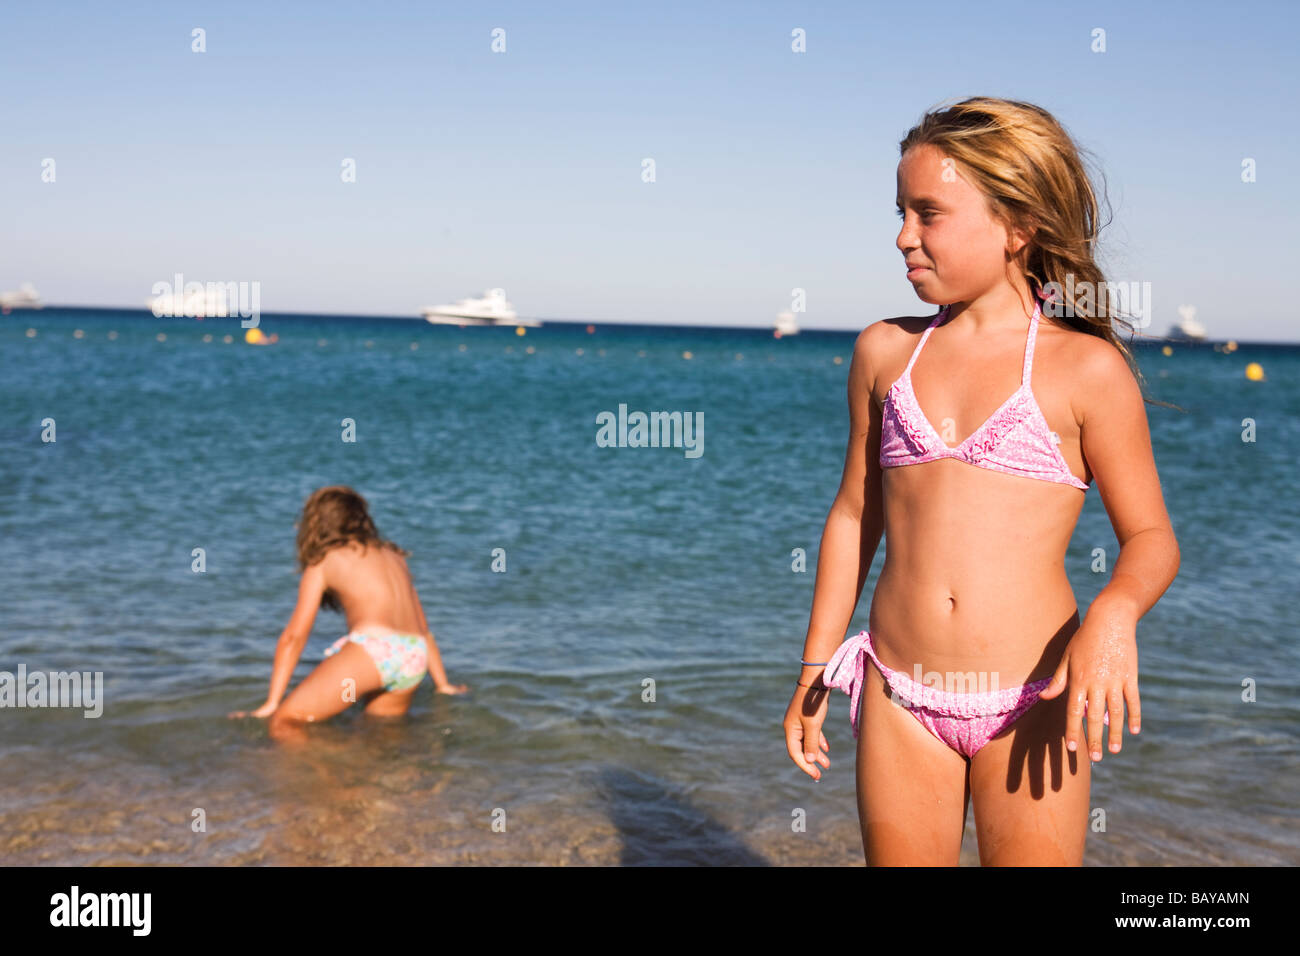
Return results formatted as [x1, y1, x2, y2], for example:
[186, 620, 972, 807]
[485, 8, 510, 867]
[0, 307, 1297, 865]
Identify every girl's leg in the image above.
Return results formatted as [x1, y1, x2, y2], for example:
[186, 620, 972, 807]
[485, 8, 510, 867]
[968, 688, 1092, 865]
[268, 642, 385, 742]
[857, 656, 970, 865]
[362, 684, 419, 717]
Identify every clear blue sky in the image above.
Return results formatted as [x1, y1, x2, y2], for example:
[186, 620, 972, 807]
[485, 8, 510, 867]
[2, 0, 1296, 339]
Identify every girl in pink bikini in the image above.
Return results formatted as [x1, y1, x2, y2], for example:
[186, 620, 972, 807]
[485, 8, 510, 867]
[783, 98, 1180, 865]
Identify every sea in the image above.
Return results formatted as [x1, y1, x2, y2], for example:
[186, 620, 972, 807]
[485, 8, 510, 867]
[1, 307, 1297, 865]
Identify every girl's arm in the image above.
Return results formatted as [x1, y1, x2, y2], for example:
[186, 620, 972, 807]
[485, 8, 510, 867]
[1078, 347, 1180, 620]
[785, 325, 886, 780]
[802, 325, 887, 673]
[261, 562, 326, 710]
[407, 568, 466, 693]
[1039, 340, 1180, 759]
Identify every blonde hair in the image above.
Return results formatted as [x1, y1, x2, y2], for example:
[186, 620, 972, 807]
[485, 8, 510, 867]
[294, 485, 408, 612]
[900, 97, 1180, 411]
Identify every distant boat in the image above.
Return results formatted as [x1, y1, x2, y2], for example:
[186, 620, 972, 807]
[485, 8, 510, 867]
[422, 288, 537, 327]
[774, 310, 799, 337]
[0, 283, 43, 311]
[1167, 304, 1207, 342]
[147, 286, 229, 318]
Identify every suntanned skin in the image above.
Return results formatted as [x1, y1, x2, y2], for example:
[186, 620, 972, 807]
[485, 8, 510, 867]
[782, 144, 1180, 865]
[229, 540, 467, 743]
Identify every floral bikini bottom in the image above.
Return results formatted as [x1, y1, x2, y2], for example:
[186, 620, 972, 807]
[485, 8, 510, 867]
[323, 630, 428, 693]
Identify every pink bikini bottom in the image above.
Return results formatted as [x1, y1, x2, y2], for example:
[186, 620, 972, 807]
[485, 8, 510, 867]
[823, 630, 1106, 758]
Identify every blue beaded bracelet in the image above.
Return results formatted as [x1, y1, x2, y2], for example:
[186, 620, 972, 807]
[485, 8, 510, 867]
[801, 659, 829, 666]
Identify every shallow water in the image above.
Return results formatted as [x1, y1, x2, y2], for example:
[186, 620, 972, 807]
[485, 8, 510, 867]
[2, 309, 1297, 865]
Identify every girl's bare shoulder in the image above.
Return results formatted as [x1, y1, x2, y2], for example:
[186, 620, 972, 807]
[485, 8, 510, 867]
[319, 540, 373, 571]
[1041, 320, 1138, 385]
[859, 312, 935, 343]
[1038, 322, 1144, 429]
[853, 313, 935, 391]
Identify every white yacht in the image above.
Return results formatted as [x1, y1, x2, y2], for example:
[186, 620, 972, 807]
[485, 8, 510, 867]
[774, 310, 799, 336]
[1167, 304, 1207, 341]
[422, 288, 537, 326]
[0, 283, 43, 311]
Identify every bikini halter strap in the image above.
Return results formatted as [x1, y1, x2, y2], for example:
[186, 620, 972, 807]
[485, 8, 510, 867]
[903, 300, 1043, 384]
[901, 306, 949, 377]
[1021, 297, 1042, 385]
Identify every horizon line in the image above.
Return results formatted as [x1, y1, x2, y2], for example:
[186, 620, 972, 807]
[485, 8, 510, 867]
[6, 303, 1295, 346]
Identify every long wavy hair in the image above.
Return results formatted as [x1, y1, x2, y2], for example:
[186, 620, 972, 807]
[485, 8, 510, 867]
[295, 486, 409, 612]
[899, 96, 1181, 411]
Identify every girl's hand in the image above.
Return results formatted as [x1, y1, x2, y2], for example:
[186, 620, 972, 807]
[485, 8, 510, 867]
[783, 685, 832, 780]
[1038, 600, 1141, 761]
[435, 682, 469, 695]
[228, 701, 278, 719]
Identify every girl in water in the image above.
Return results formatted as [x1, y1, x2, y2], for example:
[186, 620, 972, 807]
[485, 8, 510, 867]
[783, 98, 1180, 865]
[230, 486, 467, 740]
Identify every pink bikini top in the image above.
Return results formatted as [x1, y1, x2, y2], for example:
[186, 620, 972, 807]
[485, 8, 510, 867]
[879, 297, 1090, 491]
